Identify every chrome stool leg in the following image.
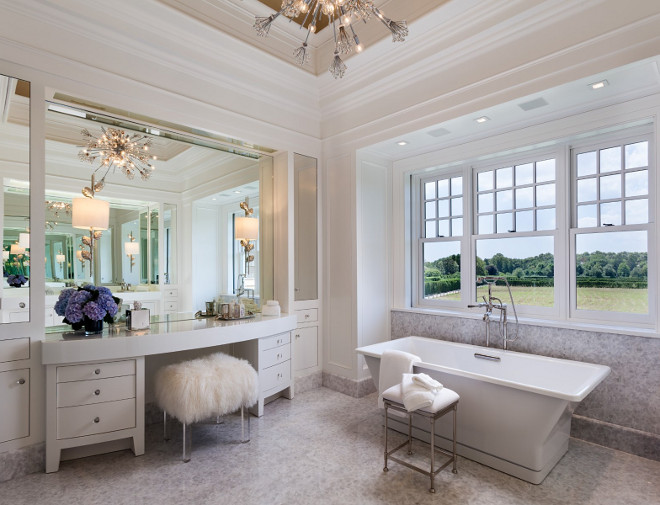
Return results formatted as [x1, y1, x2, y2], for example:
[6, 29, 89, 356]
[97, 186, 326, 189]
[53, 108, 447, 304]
[429, 415, 436, 493]
[407, 413, 413, 455]
[383, 403, 389, 472]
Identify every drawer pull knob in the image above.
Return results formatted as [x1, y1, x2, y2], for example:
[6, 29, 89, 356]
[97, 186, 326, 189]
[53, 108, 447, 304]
[295, 333, 300, 339]
[93, 417, 100, 423]
[19, 302, 26, 308]
[277, 353, 282, 359]
[94, 369, 101, 375]
[94, 389, 101, 396]
[16, 378, 26, 385]
[305, 314, 310, 319]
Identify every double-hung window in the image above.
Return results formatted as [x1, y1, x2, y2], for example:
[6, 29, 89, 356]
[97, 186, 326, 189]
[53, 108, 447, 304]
[570, 132, 653, 323]
[418, 173, 464, 304]
[473, 154, 558, 313]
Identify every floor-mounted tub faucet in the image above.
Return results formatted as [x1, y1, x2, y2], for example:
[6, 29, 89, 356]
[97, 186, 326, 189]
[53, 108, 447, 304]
[468, 277, 518, 350]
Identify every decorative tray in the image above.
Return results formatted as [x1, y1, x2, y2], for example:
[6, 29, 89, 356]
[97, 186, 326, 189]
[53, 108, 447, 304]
[216, 314, 255, 321]
[194, 311, 216, 318]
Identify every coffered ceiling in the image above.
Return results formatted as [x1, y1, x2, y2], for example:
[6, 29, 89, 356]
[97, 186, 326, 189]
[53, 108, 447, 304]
[158, 0, 445, 75]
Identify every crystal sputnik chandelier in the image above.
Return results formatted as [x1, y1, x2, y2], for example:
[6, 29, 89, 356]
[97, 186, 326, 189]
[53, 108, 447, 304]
[254, 0, 408, 79]
[78, 126, 156, 196]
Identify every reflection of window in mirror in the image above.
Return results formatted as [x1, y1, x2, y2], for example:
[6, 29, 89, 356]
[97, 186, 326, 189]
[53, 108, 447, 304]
[1, 75, 30, 323]
[163, 204, 176, 284]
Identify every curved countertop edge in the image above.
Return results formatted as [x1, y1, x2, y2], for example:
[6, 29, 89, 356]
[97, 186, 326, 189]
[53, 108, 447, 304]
[41, 314, 297, 365]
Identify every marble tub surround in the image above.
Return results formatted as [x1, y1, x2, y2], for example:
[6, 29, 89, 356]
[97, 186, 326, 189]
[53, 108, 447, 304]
[1, 388, 659, 505]
[391, 310, 660, 461]
[322, 371, 377, 398]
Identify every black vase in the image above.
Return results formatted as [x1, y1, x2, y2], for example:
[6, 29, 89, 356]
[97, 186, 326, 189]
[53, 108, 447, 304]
[83, 317, 103, 335]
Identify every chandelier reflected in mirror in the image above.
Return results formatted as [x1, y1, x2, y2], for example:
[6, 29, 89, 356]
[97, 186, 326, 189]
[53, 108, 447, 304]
[78, 126, 157, 196]
[254, 0, 408, 79]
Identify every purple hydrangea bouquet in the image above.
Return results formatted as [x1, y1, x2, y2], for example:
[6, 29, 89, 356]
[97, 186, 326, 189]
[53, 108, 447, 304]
[54, 284, 120, 333]
[7, 274, 28, 287]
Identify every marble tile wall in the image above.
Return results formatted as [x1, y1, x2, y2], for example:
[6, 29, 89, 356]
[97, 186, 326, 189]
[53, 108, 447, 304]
[391, 310, 660, 461]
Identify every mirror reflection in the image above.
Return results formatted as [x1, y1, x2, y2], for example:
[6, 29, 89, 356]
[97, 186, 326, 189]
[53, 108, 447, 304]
[1, 75, 30, 323]
[41, 102, 272, 323]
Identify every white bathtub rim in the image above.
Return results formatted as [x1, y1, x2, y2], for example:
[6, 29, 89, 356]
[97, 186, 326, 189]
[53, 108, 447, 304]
[356, 336, 610, 403]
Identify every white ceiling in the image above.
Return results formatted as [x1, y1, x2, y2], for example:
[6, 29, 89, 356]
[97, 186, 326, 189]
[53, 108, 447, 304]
[361, 56, 660, 160]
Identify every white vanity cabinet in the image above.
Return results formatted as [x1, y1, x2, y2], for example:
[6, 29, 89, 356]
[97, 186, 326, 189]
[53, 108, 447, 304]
[234, 331, 293, 416]
[294, 305, 319, 373]
[0, 337, 31, 445]
[45, 357, 145, 473]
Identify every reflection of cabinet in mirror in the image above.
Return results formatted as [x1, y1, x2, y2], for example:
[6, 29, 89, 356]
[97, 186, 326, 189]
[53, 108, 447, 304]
[293, 154, 320, 377]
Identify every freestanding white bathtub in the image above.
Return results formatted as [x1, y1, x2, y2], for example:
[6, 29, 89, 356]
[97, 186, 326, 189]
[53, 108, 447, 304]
[356, 336, 610, 484]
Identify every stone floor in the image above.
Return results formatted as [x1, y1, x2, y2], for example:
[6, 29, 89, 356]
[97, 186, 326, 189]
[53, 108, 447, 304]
[1, 388, 658, 505]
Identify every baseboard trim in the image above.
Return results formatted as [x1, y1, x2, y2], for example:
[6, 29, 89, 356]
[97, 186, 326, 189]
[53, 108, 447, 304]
[294, 370, 323, 394]
[321, 371, 376, 398]
[571, 414, 660, 461]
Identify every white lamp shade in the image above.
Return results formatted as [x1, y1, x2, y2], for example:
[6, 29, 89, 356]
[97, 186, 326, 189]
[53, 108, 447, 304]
[10, 244, 25, 255]
[76, 250, 83, 260]
[19, 232, 30, 248]
[2, 251, 9, 260]
[56, 253, 66, 263]
[72, 198, 110, 231]
[235, 216, 259, 240]
[125, 241, 140, 255]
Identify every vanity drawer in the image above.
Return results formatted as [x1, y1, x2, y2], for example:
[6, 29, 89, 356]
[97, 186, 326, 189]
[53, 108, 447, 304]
[261, 361, 291, 394]
[164, 301, 178, 312]
[296, 308, 318, 324]
[0, 337, 30, 363]
[57, 375, 135, 408]
[57, 360, 135, 383]
[164, 288, 178, 298]
[261, 345, 291, 370]
[57, 398, 135, 439]
[261, 332, 290, 351]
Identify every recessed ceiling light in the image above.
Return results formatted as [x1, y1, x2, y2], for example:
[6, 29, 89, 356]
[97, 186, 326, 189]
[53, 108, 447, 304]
[475, 116, 490, 124]
[397, 141, 408, 146]
[233, 190, 242, 194]
[589, 80, 609, 90]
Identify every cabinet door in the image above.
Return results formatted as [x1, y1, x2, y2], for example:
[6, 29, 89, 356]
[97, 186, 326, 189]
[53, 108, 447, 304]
[0, 369, 29, 443]
[294, 326, 318, 372]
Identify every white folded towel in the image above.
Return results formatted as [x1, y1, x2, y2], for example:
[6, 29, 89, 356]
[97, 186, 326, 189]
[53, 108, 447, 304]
[401, 373, 436, 412]
[411, 373, 443, 393]
[378, 350, 421, 408]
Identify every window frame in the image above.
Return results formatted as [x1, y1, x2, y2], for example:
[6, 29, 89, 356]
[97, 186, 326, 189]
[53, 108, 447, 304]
[414, 169, 469, 309]
[568, 131, 655, 326]
[411, 126, 655, 328]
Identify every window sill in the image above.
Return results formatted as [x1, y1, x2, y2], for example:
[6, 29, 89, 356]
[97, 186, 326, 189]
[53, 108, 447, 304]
[393, 306, 659, 339]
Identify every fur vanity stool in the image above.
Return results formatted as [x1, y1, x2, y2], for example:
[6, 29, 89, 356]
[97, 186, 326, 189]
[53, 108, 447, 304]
[154, 352, 259, 461]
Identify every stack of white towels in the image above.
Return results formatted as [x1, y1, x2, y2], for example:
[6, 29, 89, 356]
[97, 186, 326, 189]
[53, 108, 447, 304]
[378, 349, 444, 412]
[401, 372, 443, 412]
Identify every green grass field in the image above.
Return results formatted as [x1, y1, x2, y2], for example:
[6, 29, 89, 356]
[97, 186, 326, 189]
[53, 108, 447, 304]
[427, 285, 648, 313]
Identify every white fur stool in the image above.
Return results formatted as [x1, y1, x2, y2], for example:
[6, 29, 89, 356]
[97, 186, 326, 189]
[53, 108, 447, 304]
[154, 352, 258, 461]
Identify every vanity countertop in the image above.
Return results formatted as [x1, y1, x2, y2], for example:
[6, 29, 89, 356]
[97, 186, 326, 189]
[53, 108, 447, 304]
[42, 312, 297, 365]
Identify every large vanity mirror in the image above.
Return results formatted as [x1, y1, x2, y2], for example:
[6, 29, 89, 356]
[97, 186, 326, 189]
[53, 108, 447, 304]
[42, 101, 274, 320]
[1, 75, 30, 323]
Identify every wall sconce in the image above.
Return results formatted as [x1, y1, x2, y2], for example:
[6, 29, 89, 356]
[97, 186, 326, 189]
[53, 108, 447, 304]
[124, 232, 139, 272]
[235, 200, 259, 273]
[56, 251, 66, 264]
[76, 249, 85, 273]
[10, 243, 25, 256]
[2, 250, 9, 261]
[72, 196, 109, 272]
[18, 232, 30, 249]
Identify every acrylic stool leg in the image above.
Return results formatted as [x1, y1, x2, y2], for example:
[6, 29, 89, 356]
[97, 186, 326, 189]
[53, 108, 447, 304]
[182, 423, 192, 462]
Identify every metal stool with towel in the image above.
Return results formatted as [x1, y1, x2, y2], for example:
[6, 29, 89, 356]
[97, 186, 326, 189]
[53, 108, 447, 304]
[378, 350, 459, 493]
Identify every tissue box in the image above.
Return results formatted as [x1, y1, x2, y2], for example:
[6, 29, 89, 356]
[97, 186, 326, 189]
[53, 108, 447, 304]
[127, 308, 150, 330]
[261, 300, 280, 317]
